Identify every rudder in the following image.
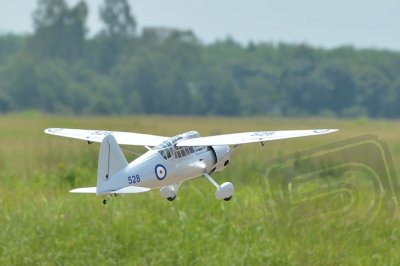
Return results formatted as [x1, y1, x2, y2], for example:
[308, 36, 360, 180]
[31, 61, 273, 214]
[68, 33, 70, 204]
[97, 134, 128, 194]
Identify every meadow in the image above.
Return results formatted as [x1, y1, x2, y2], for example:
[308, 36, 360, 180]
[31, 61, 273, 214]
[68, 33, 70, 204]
[0, 114, 399, 265]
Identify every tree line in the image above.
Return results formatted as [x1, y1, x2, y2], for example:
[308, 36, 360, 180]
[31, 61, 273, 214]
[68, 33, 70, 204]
[0, 0, 400, 118]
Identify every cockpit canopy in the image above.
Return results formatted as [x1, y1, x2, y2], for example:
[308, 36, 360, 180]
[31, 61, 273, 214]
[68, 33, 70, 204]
[153, 131, 206, 160]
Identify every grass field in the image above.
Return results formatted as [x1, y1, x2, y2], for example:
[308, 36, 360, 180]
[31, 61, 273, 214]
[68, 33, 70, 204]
[0, 114, 399, 265]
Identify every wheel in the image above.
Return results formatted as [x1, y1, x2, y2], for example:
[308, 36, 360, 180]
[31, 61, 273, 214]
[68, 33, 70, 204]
[223, 196, 232, 201]
[167, 196, 176, 201]
[103, 199, 107, 205]
[215, 182, 234, 200]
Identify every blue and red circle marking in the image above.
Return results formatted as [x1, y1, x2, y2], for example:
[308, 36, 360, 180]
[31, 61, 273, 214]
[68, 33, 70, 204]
[155, 164, 167, 180]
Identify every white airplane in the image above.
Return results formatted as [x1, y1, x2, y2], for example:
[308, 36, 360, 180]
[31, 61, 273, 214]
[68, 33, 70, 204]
[45, 128, 337, 204]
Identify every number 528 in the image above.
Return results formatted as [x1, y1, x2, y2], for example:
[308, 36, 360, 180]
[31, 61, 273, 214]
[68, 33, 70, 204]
[128, 174, 140, 184]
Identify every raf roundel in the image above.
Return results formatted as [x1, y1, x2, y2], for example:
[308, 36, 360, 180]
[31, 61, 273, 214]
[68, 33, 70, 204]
[155, 164, 167, 180]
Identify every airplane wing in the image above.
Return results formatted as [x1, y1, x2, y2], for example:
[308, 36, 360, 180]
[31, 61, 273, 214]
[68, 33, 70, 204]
[70, 186, 151, 194]
[111, 186, 151, 194]
[69, 187, 97, 193]
[176, 129, 338, 146]
[44, 128, 168, 146]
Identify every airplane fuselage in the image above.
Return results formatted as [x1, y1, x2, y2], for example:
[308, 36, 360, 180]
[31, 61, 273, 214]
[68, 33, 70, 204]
[103, 131, 232, 192]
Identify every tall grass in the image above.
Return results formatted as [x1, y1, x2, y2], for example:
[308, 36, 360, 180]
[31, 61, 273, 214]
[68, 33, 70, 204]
[0, 115, 399, 265]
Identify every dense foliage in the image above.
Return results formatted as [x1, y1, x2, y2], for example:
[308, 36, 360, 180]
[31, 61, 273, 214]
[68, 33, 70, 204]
[1, 0, 400, 118]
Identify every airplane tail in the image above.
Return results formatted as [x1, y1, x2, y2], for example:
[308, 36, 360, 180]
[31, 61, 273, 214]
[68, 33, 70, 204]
[69, 134, 151, 195]
[96, 134, 128, 194]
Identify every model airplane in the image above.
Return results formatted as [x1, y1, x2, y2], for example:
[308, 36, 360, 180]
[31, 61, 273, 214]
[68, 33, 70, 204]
[45, 128, 337, 204]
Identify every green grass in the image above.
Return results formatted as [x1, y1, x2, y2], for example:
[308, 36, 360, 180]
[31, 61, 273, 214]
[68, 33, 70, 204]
[0, 115, 400, 265]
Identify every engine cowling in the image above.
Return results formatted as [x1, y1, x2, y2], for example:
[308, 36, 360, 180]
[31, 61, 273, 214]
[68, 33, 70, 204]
[211, 145, 231, 172]
[215, 182, 234, 200]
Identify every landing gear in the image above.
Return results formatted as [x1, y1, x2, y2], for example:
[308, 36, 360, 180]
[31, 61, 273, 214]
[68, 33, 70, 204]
[203, 173, 234, 201]
[167, 196, 176, 201]
[224, 196, 232, 201]
[160, 183, 180, 201]
[102, 194, 114, 205]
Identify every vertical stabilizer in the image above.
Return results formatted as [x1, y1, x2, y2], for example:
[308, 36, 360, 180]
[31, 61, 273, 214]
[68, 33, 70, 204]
[97, 134, 128, 194]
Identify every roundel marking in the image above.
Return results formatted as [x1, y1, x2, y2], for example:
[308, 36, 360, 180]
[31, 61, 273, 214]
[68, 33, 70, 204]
[155, 164, 167, 180]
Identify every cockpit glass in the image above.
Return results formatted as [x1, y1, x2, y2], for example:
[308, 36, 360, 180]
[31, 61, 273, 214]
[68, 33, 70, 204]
[153, 131, 206, 160]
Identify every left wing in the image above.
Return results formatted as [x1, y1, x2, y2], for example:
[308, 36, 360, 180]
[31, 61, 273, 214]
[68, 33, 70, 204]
[70, 186, 151, 194]
[45, 128, 168, 146]
[177, 129, 338, 146]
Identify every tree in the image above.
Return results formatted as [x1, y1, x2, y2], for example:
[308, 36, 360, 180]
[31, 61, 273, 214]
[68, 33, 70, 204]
[31, 0, 88, 63]
[99, 0, 137, 39]
[94, 0, 137, 73]
[0, 34, 26, 62]
[0, 54, 39, 110]
[3, 2, 400, 118]
[0, 91, 11, 113]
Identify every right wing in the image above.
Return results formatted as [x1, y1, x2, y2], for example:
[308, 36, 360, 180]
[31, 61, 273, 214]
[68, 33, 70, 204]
[44, 128, 168, 146]
[111, 186, 151, 194]
[177, 129, 338, 146]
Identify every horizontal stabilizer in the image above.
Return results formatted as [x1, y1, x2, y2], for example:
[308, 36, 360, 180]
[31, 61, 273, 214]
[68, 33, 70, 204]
[70, 187, 97, 193]
[69, 186, 151, 194]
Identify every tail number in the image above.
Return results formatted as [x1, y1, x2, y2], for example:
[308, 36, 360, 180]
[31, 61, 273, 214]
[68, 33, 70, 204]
[128, 175, 140, 184]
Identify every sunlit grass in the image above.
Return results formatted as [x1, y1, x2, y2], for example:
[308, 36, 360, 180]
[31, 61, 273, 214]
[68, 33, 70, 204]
[0, 115, 399, 265]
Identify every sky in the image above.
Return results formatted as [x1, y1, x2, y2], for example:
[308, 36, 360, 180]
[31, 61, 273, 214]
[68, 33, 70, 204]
[1, 0, 400, 51]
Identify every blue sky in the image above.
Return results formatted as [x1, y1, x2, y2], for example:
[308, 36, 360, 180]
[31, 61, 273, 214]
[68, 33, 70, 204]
[1, 0, 399, 50]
